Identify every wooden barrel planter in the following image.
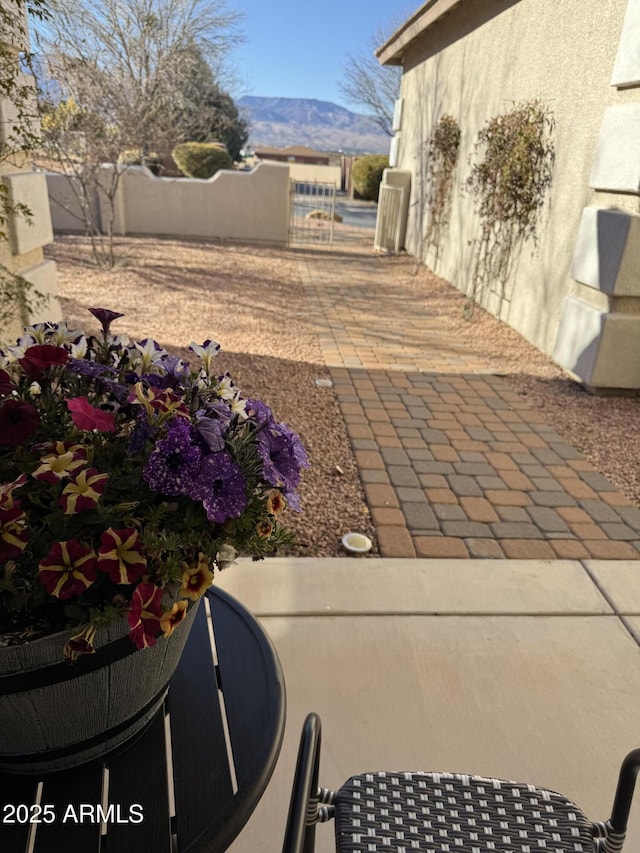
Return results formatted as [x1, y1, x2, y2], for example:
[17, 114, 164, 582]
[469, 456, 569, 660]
[0, 598, 201, 774]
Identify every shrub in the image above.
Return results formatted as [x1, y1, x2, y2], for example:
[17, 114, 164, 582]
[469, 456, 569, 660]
[117, 149, 163, 176]
[171, 142, 233, 179]
[352, 155, 389, 201]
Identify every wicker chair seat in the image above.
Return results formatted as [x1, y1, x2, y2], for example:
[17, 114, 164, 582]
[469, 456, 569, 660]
[333, 771, 597, 852]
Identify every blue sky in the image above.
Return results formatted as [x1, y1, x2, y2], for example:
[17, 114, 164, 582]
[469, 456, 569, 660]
[231, 1, 411, 108]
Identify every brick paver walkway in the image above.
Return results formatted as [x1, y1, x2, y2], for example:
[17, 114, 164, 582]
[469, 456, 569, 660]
[297, 245, 640, 559]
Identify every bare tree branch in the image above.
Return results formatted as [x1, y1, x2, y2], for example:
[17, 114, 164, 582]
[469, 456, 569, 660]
[339, 21, 403, 137]
[35, 0, 244, 153]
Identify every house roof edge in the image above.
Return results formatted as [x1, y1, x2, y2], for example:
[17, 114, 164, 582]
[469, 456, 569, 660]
[376, 0, 465, 66]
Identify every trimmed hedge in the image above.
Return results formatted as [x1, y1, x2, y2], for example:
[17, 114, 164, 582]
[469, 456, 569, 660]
[171, 142, 233, 179]
[117, 149, 163, 176]
[352, 154, 389, 201]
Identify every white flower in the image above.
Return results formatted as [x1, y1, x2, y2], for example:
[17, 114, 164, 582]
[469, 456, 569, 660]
[109, 334, 130, 348]
[3, 344, 27, 364]
[20, 324, 49, 344]
[69, 336, 88, 359]
[132, 338, 167, 372]
[29, 382, 42, 396]
[188, 340, 220, 376]
[216, 544, 238, 570]
[229, 395, 247, 419]
[50, 321, 83, 345]
[216, 372, 236, 400]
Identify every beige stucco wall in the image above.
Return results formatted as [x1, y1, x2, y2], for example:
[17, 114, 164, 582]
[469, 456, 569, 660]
[394, 0, 634, 356]
[47, 162, 291, 245]
[0, 10, 60, 343]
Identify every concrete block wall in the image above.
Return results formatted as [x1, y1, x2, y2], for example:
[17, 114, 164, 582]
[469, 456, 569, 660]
[553, 0, 640, 390]
[0, 10, 60, 344]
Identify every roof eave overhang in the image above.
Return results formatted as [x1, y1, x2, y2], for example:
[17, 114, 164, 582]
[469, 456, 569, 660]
[376, 0, 465, 66]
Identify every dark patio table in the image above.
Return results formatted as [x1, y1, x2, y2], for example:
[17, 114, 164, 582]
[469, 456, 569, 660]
[0, 587, 286, 852]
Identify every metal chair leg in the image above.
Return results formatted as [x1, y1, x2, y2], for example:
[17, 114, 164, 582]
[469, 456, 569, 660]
[597, 748, 640, 852]
[282, 713, 322, 853]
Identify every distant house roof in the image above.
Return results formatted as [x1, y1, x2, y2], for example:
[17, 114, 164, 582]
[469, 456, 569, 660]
[376, 0, 466, 66]
[254, 145, 330, 161]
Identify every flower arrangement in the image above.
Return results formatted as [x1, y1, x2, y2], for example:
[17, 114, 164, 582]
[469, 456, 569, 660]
[0, 308, 308, 656]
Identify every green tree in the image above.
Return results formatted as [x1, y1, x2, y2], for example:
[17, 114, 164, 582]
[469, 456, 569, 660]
[172, 50, 248, 160]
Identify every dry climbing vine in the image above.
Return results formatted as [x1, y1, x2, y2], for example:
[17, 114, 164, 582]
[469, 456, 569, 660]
[466, 100, 555, 301]
[423, 114, 461, 260]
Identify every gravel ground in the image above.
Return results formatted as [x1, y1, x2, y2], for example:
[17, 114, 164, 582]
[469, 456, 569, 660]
[45, 234, 640, 557]
[46, 235, 375, 557]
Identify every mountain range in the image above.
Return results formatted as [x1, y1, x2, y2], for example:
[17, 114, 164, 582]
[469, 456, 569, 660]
[237, 96, 390, 155]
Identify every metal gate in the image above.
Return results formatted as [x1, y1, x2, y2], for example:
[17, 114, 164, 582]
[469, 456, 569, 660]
[288, 180, 336, 245]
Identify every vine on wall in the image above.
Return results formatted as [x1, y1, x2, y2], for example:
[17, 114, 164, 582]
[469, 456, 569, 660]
[423, 113, 461, 260]
[466, 99, 555, 301]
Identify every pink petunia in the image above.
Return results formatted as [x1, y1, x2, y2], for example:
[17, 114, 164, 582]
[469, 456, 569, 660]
[67, 397, 116, 432]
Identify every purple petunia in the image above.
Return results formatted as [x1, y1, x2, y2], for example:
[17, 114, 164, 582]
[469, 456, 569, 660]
[200, 400, 234, 427]
[192, 452, 247, 524]
[143, 419, 202, 496]
[196, 417, 226, 452]
[246, 399, 309, 510]
[128, 419, 158, 454]
[88, 307, 124, 336]
[66, 358, 117, 378]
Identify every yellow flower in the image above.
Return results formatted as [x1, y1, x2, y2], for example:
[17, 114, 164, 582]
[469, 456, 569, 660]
[160, 600, 188, 637]
[256, 518, 273, 539]
[266, 490, 286, 515]
[180, 553, 215, 600]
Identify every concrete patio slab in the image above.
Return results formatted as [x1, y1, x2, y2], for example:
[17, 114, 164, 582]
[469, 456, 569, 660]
[219, 558, 640, 852]
[585, 559, 640, 613]
[221, 557, 613, 615]
[227, 609, 640, 853]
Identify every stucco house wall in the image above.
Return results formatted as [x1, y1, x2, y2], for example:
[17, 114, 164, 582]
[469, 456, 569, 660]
[0, 8, 60, 343]
[378, 0, 640, 389]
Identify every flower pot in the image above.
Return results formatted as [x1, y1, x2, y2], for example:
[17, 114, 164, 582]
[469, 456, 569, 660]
[0, 597, 201, 774]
